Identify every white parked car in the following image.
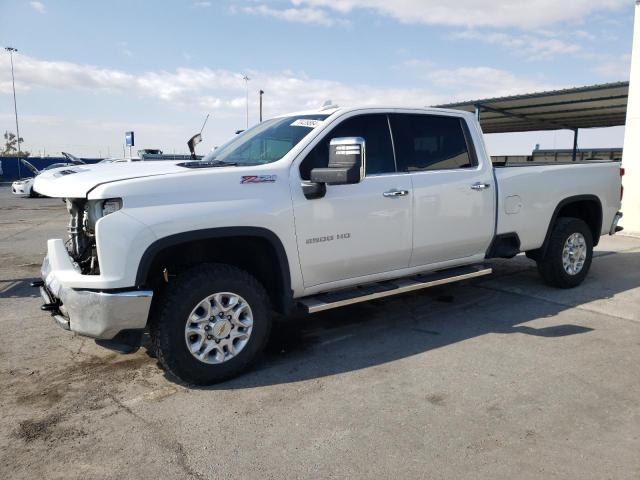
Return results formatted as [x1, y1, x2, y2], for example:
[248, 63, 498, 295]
[12, 154, 85, 197]
[33, 106, 624, 384]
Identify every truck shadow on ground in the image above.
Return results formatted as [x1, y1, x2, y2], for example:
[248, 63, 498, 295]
[197, 251, 639, 390]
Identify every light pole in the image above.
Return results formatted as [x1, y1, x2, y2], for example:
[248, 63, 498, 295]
[242, 74, 250, 129]
[4, 47, 21, 178]
[259, 89, 264, 122]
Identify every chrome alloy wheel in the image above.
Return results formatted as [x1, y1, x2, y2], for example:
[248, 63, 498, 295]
[184, 292, 253, 364]
[562, 232, 587, 275]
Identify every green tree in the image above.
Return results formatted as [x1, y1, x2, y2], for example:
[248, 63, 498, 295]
[2, 131, 30, 157]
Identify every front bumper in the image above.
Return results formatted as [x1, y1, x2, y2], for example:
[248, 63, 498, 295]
[40, 245, 153, 339]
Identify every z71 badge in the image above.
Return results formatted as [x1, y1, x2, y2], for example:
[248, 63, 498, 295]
[241, 175, 277, 184]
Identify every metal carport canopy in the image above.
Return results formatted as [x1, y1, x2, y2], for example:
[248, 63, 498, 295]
[434, 81, 628, 134]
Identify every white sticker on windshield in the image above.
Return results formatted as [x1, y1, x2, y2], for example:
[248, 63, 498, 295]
[291, 119, 322, 128]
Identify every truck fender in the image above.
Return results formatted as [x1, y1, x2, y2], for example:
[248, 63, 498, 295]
[527, 194, 602, 260]
[135, 227, 292, 312]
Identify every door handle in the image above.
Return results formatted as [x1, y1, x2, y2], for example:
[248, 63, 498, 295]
[383, 189, 409, 197]
[470, 182, 491, 191]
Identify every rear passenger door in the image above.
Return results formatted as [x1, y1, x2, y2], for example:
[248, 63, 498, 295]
[389, 113, 495, 267]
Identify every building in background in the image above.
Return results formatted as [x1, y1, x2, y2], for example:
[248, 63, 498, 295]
[622, 1, 640, 234]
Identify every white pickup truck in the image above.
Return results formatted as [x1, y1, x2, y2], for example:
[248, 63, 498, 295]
[33, 106, 624, 385]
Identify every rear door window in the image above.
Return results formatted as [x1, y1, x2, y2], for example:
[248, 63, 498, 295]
[389, 114, 476, 172]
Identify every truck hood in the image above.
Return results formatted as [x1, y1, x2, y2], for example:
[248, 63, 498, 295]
[33, 161, 187, 198]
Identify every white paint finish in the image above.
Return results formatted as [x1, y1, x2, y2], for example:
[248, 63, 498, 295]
[291, 174, 413, 287]
[402, 113, 495, 267]
[42, 211, 158, 290]
[622, 1, 640, 234]
[505, 195, 522, 214]
[299, 253, 488, 297]
[33, 160, 190, 198]
[11, 178, 34, 196]
[409, 168, 495, 266]
[494, 162, 621, 251]
[94, 162, 304, 293]
[94, 210, 158, 287]
[32, 105, 624, 301]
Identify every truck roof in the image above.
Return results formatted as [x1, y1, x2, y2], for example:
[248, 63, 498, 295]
[274, 105, 476, 120]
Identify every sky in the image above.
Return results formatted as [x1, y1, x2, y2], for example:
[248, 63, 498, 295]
[0, 0, 635, 158]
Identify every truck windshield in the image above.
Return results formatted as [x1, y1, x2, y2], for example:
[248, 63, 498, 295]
[202, 114, 329, 165]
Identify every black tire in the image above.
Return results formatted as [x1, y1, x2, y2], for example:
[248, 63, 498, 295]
[536, 217, 593, 289]
[150, 263, 271, 385]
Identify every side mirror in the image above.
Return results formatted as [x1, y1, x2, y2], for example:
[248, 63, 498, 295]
[310, 137, 365, 185]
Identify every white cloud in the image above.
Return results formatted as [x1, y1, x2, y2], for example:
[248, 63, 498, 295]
[452, 31, 581, 60]
[29, 1, 46, 14]
[290, 0, 627, 29]
[592, 54, 632, 81]
[0, 53, 432, 112]
[242, 5, 343, 27]
[0, 53, 559, 113]
[193, 1, 211, 7]
[411, 65, 558, 100]
[0, 54, 561, 156]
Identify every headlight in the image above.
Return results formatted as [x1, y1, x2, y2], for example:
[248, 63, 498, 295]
[102, 198, 123, 216]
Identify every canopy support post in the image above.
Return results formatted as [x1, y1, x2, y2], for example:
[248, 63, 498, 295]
[572, 128, 579, 161]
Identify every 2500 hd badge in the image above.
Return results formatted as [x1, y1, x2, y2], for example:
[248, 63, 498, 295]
[306, 233, 351, 245]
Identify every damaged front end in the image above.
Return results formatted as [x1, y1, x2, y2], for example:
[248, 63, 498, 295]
[35, 195, 151, 348]
[64, 197, 122, 274]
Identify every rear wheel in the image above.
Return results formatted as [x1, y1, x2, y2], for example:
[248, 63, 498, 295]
[151, 263, 271, 385]
[536, 217, 593, 288]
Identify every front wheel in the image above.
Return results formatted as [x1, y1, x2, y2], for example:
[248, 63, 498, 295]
[536, 217, 593, 288]
[151, 263, 272, 385]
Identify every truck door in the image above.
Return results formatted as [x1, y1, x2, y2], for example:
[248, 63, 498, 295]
[291, 113, 413, 288]
[388, 113, 495, 267]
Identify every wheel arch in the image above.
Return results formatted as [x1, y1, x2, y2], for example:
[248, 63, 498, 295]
[527, 194, 602, 260]
[136, 227, 293, 314]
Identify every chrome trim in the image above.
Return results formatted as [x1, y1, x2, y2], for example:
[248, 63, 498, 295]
[53, 314, 71, 330]
[609, 211, 623, 235]
[329, 136, 366, 180]
[40, 255, 153, 339]
[300, 266, 492, 314]
[562, 232, 587, 275]
[383, 189, 409, 197]
[471, 182, 491, 191]
[184, 292, 254, 364]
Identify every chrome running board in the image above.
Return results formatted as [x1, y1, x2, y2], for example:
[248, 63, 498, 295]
[299, 265, 492, 314]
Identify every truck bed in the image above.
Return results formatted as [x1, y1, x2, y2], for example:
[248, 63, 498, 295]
[493, 160, 621, 251]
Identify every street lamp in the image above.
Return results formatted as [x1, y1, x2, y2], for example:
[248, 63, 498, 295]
[4, 47, 21, 177]
[242, 74, 250, 129]
[259, 89, 264, 122]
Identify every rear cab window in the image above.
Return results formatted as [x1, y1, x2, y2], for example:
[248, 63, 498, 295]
[389, 114, 477, 172]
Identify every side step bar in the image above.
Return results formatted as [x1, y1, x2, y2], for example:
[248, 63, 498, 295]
[298, 265, 492, 314]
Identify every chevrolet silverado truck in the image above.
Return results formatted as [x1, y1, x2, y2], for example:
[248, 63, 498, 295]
[33, 106, 624, 385]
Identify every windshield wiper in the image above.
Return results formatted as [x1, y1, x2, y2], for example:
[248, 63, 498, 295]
[208, 160, 238, 166]
[177, 160, 238, 169]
